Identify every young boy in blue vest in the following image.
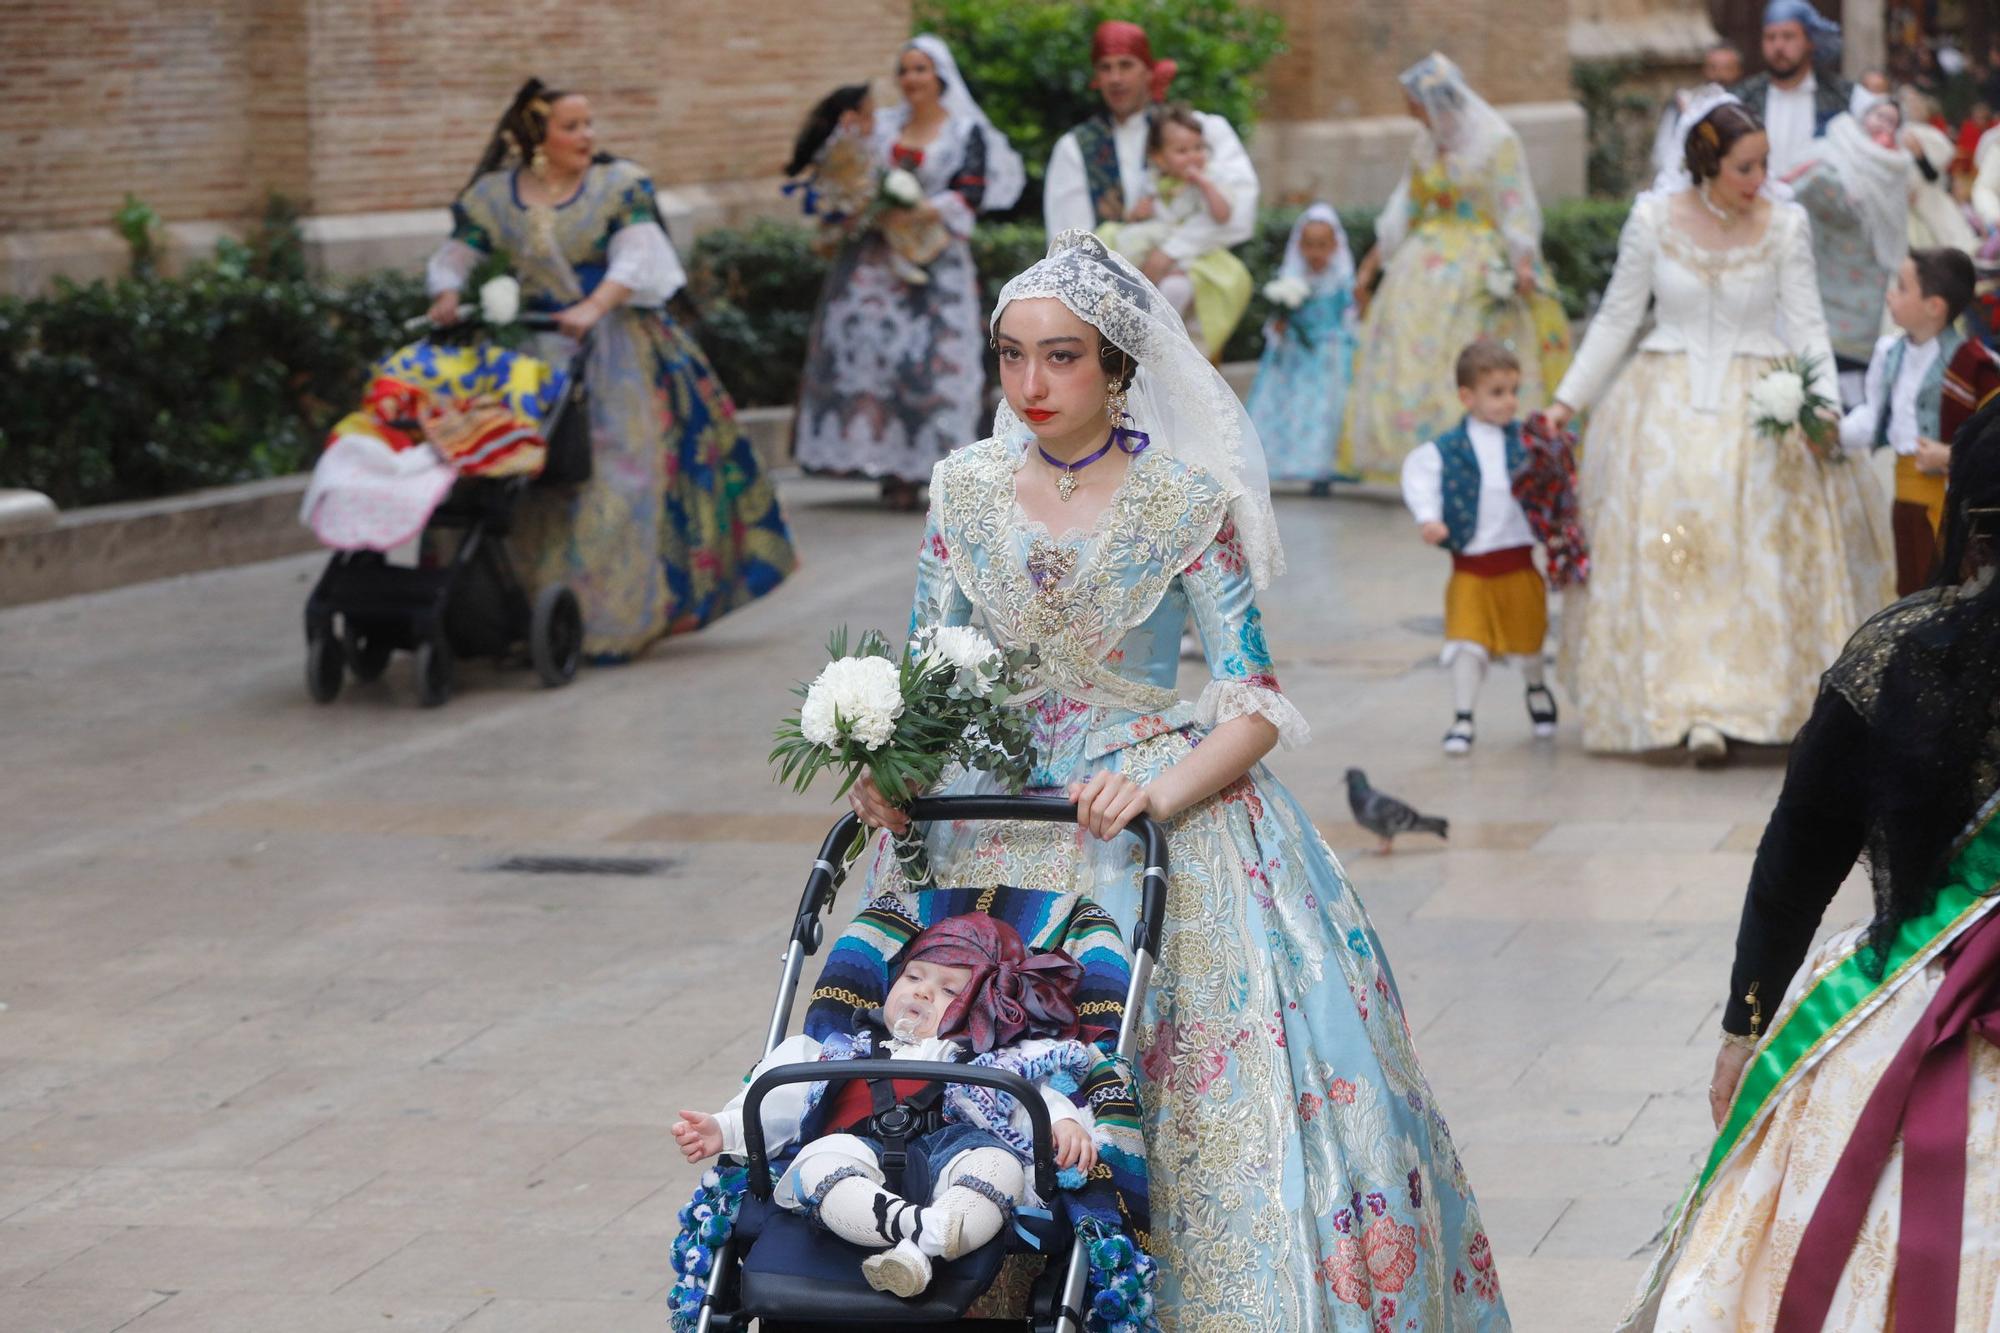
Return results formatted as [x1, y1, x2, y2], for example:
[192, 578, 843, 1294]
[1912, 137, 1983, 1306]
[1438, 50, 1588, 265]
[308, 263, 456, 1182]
[1400, 340, 1557, 755]
[1839, 247, 1988, 595]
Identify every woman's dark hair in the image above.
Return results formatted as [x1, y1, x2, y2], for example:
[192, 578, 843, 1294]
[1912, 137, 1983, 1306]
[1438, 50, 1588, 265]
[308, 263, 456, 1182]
[786, 83, 872, 178]
[1099, 340, 1137, 391]
[1909, 246, 1977, 324]
[465, 79, 605, 191]
[1859, 399, 2000, 969]
[1685, 102, 1764, 183]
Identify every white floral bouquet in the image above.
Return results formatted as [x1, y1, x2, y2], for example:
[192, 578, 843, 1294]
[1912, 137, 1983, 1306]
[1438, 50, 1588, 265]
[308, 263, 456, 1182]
[770, 626, 1037, 883]
[1261, 275, 1311, 311]
[1750, 354, 1841, 463]
[478, 275, 521, 327]
[1483, 258, 1518, 304]
[878, 167, 925, 209]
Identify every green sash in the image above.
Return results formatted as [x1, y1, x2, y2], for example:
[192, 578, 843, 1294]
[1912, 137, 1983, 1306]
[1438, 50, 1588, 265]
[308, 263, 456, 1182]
[1630, 795, 2000, 1320]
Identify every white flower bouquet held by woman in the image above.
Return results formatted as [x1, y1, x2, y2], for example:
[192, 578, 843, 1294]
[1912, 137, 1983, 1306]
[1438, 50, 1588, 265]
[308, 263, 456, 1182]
[478, 274, 521, 326]
[1750, 354, 1842, 463]
[878, 167, 925, 208]
[770, 626, 1037, 882]
[1261, 275, 1311, 311]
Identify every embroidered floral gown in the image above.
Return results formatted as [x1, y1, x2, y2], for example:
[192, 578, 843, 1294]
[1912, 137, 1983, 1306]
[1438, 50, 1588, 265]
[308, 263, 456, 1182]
[1343, 138, 1573, 483]
[450, 162, 796, 659]
[864, 436, 1509, 1332]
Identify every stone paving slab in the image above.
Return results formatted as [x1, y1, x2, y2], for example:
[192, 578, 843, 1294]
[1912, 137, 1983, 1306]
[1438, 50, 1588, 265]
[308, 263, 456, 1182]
[0, 475, 1873, 1330]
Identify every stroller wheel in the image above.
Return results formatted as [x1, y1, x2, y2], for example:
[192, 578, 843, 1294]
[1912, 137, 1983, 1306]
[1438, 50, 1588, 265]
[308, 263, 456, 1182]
[414, 634, 455, 708]
[306, 628, 344, 704]
[529, 585, 583, 687]
[345, 624, 393, 683]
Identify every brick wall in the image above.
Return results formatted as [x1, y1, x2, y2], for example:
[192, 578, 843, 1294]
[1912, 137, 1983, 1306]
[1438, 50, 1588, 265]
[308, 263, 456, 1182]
[0, 0, 911, 234]
[2, 1, 261, 231]
[1261, 0, 1573, 119]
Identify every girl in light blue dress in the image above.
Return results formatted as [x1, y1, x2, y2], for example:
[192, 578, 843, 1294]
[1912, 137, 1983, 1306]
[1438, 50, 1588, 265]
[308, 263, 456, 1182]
[1247, 204, 1360, 492]
[846, 233, 1509, 1331]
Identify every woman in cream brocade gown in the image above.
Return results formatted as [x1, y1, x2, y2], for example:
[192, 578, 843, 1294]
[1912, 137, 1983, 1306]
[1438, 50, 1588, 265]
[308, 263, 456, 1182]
[1550, 92, 1892, 756]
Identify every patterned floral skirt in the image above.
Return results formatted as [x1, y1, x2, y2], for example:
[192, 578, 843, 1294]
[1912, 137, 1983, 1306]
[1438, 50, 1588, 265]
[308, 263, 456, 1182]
[508, 308, 796, 661]
[888, 720, 1511, 1331]
[1557, 351, 1893, 752]
[792, 232, 985, 485]
[1342, 220, 1571, 484]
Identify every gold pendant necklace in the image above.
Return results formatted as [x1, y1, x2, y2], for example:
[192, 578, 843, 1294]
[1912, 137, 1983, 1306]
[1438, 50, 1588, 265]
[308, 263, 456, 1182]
[1039, 437, 1116, 503]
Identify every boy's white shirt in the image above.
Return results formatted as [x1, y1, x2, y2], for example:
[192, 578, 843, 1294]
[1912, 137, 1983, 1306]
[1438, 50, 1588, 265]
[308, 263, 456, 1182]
[1838, 332, 1943, 457]
[1399, 417, 1536, 555]
[711, 1032, 1093, 1158]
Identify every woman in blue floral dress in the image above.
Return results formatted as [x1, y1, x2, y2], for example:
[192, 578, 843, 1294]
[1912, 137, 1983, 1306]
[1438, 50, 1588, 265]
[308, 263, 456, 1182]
[847, 233, 1509, 1331]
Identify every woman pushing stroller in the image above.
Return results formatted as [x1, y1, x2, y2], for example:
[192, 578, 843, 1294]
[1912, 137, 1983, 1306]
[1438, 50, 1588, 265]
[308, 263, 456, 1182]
[673, 914, 1100, 1299]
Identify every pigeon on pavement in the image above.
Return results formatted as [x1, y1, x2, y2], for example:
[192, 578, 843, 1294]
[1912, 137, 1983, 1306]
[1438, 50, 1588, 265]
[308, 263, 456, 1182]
[1345, 768, 1449, 855]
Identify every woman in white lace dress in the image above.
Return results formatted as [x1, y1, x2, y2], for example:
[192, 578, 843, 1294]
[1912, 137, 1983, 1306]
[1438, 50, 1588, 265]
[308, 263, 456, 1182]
[1547, 91, 1892, 761]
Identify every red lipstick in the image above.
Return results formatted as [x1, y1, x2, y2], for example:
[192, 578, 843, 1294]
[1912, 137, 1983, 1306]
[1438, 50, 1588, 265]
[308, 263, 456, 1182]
[1023, 408, 1056, 422]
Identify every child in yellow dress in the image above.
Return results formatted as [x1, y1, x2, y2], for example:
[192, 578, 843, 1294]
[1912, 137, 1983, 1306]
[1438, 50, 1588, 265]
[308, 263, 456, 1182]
[1399, 340, 1557, 755]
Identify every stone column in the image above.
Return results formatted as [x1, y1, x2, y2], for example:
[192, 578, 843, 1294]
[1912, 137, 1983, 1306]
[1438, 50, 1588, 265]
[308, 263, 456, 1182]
[1840, 0, 1885, 78]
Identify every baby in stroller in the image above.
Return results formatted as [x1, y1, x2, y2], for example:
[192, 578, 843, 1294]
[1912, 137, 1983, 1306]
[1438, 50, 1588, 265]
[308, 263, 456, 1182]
[673, 913, 1102, 1299]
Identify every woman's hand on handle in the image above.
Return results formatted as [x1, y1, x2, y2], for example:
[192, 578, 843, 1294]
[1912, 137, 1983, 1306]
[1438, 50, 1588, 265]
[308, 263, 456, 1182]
[427, 290, 462, 326]
[847, 769, 910, 835]
[1067, 772, 1155, 841]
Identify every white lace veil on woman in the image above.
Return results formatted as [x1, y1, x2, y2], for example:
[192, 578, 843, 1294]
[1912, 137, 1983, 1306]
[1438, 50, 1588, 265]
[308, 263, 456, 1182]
[989, 230, 1285, 589]
[1378, 52, 1542, 258]
[875, 34, 1026, 213]
[1819, 104, 1917, 272]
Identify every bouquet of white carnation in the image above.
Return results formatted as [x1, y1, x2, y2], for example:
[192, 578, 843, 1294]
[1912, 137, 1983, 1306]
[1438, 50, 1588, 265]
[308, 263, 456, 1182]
[478, 275, 521, 326]
[878, 167, 925, 208]
[1750, 354, 1841, 463]
[770, 626, 1037, 883]
[1261, 275, 1311, 311]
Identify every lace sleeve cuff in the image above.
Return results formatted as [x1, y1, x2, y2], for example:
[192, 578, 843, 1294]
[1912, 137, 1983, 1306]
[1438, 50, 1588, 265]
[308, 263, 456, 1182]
[1195, 678, 1310, 750]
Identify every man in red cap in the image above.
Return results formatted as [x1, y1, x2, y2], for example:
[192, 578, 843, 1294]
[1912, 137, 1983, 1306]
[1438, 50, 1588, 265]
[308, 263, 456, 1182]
[1043, 19, 1258, 276]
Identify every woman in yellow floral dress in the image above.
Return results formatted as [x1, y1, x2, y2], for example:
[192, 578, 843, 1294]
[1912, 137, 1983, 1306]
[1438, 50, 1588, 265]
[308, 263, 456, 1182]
[1343, 54, 1572, 482]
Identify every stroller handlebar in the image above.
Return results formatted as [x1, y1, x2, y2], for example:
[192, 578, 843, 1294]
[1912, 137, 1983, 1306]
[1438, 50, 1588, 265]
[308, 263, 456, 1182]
[737, 1059, 1059, 1202]
[792, 798, 1168, 962]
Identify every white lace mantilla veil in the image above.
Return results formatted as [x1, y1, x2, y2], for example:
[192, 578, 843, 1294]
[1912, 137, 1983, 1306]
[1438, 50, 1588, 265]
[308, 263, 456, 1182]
[1645, 85, 1793, 202]
[1378, 52, 1541, 257]
[990, 230, 1285, 588]
[875, 34, 1027, 213]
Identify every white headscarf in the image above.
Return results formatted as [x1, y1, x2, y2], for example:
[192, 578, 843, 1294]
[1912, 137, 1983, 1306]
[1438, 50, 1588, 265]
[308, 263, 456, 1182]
[1818, 109, 1914, 271]
[990, 231, 1284, 588]
[875, 34, 1026, 213]
[1279, 203, 1355, 295]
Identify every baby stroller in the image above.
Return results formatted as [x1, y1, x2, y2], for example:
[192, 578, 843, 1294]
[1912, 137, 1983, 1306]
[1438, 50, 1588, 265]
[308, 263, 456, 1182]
[679, 795, 1167, 1333]
[301, 315, 591, 708]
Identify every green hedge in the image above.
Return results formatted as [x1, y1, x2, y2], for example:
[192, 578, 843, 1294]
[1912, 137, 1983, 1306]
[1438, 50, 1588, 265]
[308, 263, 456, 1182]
[689, 199, 1630, 404]
[0, 266, 424, 509]
[0, 198, 1630, 509]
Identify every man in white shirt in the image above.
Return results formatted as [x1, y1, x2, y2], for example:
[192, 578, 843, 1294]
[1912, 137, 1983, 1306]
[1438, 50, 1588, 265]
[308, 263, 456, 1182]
[1041, 19, 1258, 277]
[1733, 0, 1852, 178]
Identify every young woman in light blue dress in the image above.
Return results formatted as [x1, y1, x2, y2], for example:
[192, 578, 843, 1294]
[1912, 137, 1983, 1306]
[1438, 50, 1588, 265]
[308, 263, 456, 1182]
[846, 232, 1510, 1331]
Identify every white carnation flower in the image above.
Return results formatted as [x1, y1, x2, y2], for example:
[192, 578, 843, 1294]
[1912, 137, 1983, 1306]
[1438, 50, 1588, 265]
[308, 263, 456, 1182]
[801, 655, 904, 751]
[917, 625, 1001, 696]
[478, 274, 521, 326]
[882, 168, 923, 207]
[1751, 370, 1806, 424]
[1261, 275, 1310, 310]
[1483, 261, 1516, 302]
